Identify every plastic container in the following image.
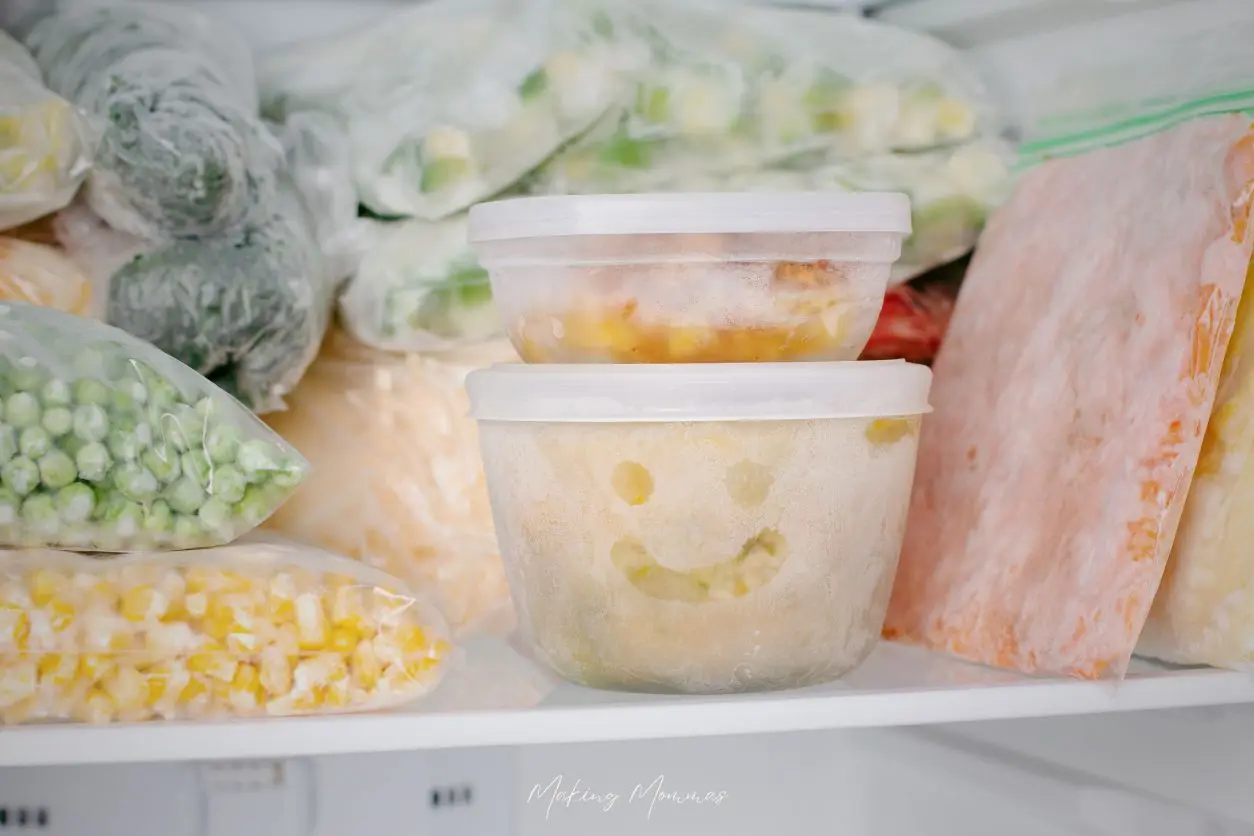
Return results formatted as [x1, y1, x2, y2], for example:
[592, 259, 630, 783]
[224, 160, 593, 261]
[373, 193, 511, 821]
[468, 193, 912, 364]
[0, 538, 452, 724]
[466, 360, 932, 694]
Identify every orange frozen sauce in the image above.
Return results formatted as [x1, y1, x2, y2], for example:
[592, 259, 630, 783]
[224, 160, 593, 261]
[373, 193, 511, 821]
[883, 115, 1254, 679]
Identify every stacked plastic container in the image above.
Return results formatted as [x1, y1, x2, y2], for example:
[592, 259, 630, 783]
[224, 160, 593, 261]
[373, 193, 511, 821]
[465, 193, 934, 694]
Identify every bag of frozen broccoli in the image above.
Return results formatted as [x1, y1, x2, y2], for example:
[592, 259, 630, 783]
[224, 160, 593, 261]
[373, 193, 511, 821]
[339, 215, 503, 352]
[24, 5, 281, 240]
[0, 30, 95, 232]
[0, 302, 308, 552]
[530, 0, 997, 196]
[258, 0, 638, 221]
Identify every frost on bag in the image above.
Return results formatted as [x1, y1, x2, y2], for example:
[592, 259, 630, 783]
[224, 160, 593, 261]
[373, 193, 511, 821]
[264, 329, 517, 636]
[883, 115, 1254, 679]
[0, 237, 92, 316]
[0, 538, 451, 724]
[24, 5, 281, 240]
[339, 215, 503, 352]
[1139, 278, 1254, 670]
[259, 0, 632, 220]
[0, 30, 94, 232]
[0, 303, 308, 552]
[53, 182, 333, 414]
[530, 0, 995, 198]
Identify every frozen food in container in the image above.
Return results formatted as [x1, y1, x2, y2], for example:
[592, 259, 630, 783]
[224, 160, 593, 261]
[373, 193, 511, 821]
[0, 303, 308, 551]
[469, 192, 911, 364]
[467, 360, 932, 693]
[0, 538, 451, 724]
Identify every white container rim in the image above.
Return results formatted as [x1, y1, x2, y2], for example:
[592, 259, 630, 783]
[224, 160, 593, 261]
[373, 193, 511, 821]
[467, 192, 913, 242]
[467, 360, 933, 423]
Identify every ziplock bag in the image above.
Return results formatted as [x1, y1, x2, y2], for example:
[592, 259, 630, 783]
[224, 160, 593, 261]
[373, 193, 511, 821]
[0, 30, 94, 232]
[0, 537, 451, 724]
[883, 114, 1254, 679]
[0, 302, 308, 551]
[263, 329, 517, 636]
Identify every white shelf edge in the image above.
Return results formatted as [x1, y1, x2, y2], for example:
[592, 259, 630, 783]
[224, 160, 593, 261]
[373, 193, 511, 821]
[2, 664, 1252, 767]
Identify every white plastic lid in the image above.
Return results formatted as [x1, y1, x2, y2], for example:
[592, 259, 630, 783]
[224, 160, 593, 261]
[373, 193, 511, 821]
[466, 361, 932, 423]
[467, 192, 913, 242]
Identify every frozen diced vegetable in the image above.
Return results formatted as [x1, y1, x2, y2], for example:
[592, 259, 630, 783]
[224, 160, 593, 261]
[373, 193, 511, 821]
[0, 539, 450, 724]
[883, 115, 1254, 679]
[0, 237, 91, 315]
[25, 5, 280, 239]
[0, 30, 94, 232]
[0, 303, 308, 551]
[263, 329, 516, 636]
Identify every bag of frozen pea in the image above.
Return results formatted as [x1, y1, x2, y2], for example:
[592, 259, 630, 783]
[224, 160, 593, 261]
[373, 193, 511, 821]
[0, 303, 308, 552]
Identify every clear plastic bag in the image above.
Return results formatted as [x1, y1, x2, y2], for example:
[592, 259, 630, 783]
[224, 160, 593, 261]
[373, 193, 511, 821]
[273, 111, 369, 287]
[258, 0, 634, 220]
[263, 329, 517, 636]
[24, 5, 281, 240]
[1138, 279, 1254, 670]
[52, 183, 333, 414]
[528, 0, 997, 199]
[0, 30, 95, 232]
[0, 237, 92, 316]
[0, 537, 451, 724]
[0, 302, 308, 552]
[883, 115, 1254, 679]
[338, 216, 504, 352]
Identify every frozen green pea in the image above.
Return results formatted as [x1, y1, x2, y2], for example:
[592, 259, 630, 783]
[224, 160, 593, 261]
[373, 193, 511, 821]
[6, 392, 41, 429]
[2, 456, 39, 496]
[166, 476, 206, 515]
[172, 514, 204, 548]
[141, 446, 181, 483]
[236, 484, 275, 527]
[111, 379, 149, 414]
[158, 404, 201, 452]
[0, 486, 18, 526]
[19, 426, 50, 459]
[107, 421, 151, 462]
[73, 378, 110, 407]
[145, 376, 181, 416]
[56, 483, 95, 523]
[197, 497, 232, 533]
[73, 404, 109, 442]
[269, 460, 304, 490]
[142, 499, 173, 534]
[236, 439, 278, 481]
[112, 462, 160, 502]
[420, 157, 470, 194]
[21, 493, 58, 534]
[0, 424, 15, 463]
[9, 357, 47, 391]
[180, 450, 212, 487]
[75, 442, 112, 482]
[209, 463, 246, 504]
[204, 423, 239, 465]
[38, 450, 76, 489]
[41, 406, 73, 438]
[102, 499, 144, 538]
[40, 379, 72, 407]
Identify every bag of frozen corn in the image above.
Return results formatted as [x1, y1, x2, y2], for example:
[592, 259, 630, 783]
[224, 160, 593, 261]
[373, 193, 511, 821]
[263, 329, 516, 636]
[0, 30, 94, 232]
[0, 237, 92, 316]
[884, 114, 1254, 679]
[0, 303, 308, 552]
[0, 537, 451, 724]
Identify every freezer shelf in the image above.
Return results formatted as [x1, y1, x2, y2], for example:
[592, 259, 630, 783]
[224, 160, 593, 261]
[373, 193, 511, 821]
[2, 640, 1253, 768]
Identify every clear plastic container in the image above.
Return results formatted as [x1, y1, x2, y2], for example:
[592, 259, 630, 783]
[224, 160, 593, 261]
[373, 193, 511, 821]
[468, 193, 911, 364]
[466, 360, 932, 693]
[0, 538, 452, 724]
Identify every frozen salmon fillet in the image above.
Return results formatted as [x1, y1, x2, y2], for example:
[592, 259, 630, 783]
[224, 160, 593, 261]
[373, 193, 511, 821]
[884, 115, 1254, 679]
[1139, 262, 1254, 670]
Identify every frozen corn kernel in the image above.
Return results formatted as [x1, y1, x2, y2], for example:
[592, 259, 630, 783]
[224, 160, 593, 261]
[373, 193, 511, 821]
[610, 461, 654, 506]
[0, 543, 451, 724]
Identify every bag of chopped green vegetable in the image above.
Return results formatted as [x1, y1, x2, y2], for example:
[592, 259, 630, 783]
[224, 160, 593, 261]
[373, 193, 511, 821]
[0, 302, 308, 553]
[258, 0, 642, 221]
[339, 215, 503, 352]
[529, 0, 998, 198]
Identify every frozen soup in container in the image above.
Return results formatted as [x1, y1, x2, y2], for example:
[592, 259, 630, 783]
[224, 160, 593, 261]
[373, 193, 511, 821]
[468, 192, 912, 363]
[467, 361, 933, 693]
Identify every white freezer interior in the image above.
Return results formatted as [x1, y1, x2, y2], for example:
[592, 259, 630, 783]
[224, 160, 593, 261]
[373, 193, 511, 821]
[6, 1, 1254, 833]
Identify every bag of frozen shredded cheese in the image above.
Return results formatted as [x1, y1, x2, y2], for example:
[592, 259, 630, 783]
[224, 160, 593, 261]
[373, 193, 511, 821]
[0, 303, 308, 552]
[0, 537, 451, 724]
